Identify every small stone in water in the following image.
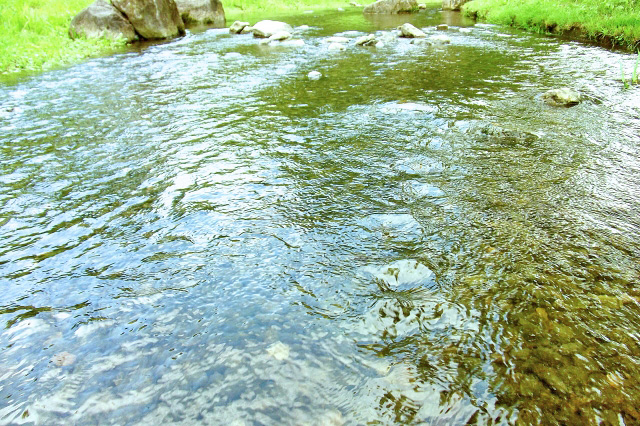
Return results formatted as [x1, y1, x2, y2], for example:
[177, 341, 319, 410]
[437, 24, 449, 31]
[51, 351, 76, 367]
[267, 341, 290, 360]
[308, 71, 322, 80]
[328, 42, 346, 51]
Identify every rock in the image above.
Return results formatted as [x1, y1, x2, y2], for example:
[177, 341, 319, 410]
[267, 342, 290, 360]
[69, 0, 137, 42]
[442, 0, 469, 10]
[542, 87, 581, 107]
[473, 122, 538, 143]
[355, 34, 377, 46]
[280, 39, 305, 47]
[328, 42, 347, 51]
[308, 71, 322, 80]
[459, 27, 472, 33]
[436, 24, 448, 31]
[229, 20, 249, 34]
[111, 0, 185, 39]
[51, 352, 76, 367]
[418, 3, 427, 9]
[411, 38, 432, 46]
[252, 20, 293, 38]
[375, 41, 384, 48]
[325, 36, 350, 43]
[363, 0, 418, 14]
[350, 1, 364, 6]
[240, 25, 253, 34]
[399, 23, 426, 38]
[268, 31, 292, 41]
[174, 0, 224, 27]
[430, 34, 451, 44]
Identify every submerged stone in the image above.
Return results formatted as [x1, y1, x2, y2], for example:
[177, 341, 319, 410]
[430, 34, 451, 44]
[51, 352, 76, 367]
[542, 87, 581, 107]
[308, 71, 322, 80]
[266, 341, 290, 360]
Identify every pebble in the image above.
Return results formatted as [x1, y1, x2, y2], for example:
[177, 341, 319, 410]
[308, 71, 322, 80]
[51, 352, 76, 367]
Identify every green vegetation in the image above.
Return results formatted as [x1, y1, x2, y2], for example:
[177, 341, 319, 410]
[463, 0, 640, 51]
[0, 0, 127, 75]
[226, 0, 350, 16]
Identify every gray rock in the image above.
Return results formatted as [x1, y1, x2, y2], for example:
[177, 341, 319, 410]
[418, 3, 427, 9]
[252, 20, 293, 38]
[355, 34, 377, 46]
[308, 71, 322, 80]
[268, 31, 292, 41]
[328, 42, 347, 51]
[436, 24, 448, 31]
[111, 0, 185, 39]
[542, 88, 581, 107]
[229, 20, 249, 34]
[442, 0, 469, 10]
[430, 34, 451, 44]
[240, 25, 254, 34]
[411, 38, 432, 46]
[69, 0, 137, 42]
[174, 0, 224, 27]
[325, 36, 350, 43]
[363, 0, 418, 14]
[399, 23, 426, 38]
[473, 122, 538, 144]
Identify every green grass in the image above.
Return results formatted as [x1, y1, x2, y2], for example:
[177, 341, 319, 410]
[0, 0, 128, 75]
[463, 0, 640, 51]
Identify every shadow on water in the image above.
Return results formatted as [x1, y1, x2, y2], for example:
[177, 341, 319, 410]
[0, 6, 640, 425]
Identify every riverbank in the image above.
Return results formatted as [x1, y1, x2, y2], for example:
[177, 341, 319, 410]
[463, 0, 640, 51]
[1, 0, 442, 77]
[0, 0, 126, 75]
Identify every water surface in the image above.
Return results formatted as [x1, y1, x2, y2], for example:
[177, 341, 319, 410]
[1, 8, 640, 425]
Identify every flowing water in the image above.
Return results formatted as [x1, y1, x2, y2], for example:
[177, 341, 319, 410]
[1, 7, 640, 425]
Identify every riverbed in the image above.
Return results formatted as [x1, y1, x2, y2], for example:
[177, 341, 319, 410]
[1, 7, 639, 424]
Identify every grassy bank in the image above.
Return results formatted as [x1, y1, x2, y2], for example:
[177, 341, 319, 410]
[0, 0, 127, 75]
[463, 0, 640, 51]
[226, 0, 350, 16]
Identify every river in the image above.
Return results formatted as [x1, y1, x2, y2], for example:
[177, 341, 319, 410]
[1, 7, 640, 425]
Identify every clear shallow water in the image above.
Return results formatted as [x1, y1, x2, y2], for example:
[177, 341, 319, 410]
[1, 8, 640, 425]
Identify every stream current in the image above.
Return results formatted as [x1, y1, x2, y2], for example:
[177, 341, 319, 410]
[1, 8, 640, 425]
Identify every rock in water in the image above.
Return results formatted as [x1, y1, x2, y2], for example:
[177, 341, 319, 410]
[69, 0, 137, 42]
[111, 0, 185, 39]
[442, 0, 469, 10]
[51, 352, 76, 367]
[308, 71, 322, 80]
[268, 31, 292, 41]
[542, 88, 581, 107]
[252, 20, 294, 38]
[355, 34, 377, 46]
[229, 20, 249, 34]
[363, 0, 418, 14]
[174, 0, 225, 27]
[436, 24, 448, 31]
[266, 342, 290, 360]
[430, 34, 451, 44]
[328, 42, 347, 51]
[399, 23, 426, 38]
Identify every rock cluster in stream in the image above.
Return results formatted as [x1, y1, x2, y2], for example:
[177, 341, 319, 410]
[69, 0, 225, 42]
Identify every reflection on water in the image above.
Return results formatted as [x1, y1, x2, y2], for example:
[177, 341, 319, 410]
[1, 7, 640, 425]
